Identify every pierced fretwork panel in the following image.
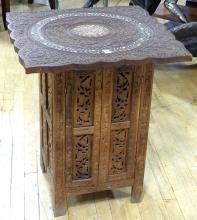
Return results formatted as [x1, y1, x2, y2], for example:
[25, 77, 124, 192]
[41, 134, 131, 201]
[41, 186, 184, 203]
[72, 135, 92, 180]
[112, 70, 131, 122]
[109, 129, 128, 175]
[73, 74, 95, 127]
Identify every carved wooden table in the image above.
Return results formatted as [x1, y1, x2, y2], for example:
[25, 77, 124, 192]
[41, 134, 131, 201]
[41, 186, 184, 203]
[7, 6, 191, 217]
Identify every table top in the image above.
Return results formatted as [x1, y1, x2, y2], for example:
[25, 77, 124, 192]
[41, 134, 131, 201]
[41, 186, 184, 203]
[7, 6, 192, 74]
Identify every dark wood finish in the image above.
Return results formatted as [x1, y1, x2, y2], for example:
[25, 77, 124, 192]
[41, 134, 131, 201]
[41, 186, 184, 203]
[6, 6, 191, 74]
[154, 3, 197, 22]
[1, 0, 10, 29]
[186, 0, 197, 7]
[7, 6, 191, 217]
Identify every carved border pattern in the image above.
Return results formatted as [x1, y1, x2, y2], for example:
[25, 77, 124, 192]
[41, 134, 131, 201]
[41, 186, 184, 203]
[7, 6, 191, 73]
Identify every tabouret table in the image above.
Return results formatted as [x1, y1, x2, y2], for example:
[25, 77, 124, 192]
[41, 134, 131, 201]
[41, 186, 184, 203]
[7, 6, 191, 216]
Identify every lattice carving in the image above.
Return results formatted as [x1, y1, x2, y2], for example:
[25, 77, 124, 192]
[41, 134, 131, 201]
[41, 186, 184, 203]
[112, 70, 131, 122]
[110, 129, 128, 174]
[74, 74, 94, 127]
[73, 135, 92, 180]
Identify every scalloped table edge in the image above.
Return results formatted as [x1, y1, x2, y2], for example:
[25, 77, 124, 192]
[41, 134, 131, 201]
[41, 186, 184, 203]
[6, 9, 192, 74]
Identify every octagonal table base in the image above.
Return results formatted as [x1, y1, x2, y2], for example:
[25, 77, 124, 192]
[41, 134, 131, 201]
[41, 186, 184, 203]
[39, 63, 153, 216]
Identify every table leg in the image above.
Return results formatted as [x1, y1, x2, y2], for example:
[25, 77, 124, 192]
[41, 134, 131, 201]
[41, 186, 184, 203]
[39, 75, 46, 173]
[131, 64, 153, 202]
[52, 73, 66, 216]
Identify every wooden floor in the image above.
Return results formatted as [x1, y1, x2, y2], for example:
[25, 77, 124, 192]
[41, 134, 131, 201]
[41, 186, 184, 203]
[0, 1, 197, 220]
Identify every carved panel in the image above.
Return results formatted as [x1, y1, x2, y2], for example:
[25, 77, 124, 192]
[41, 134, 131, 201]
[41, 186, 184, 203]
[109, 129, 128, 175]
[112, 70, 131, 122]
[73, 74, 95, 127]
[72, 135, 92, 180]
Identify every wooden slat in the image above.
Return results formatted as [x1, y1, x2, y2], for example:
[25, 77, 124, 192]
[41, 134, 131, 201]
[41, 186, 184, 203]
[99, 67, 113, 184]
[131, 64, 154, 202]
[39, 75, 46, 173]
[52, 72, 66, 216]
[126, 65, 143, 182]
[111, 121, 130, 130]
[73, 126, 94, 135]
[91, 68, 102, 185]
[65, 72, 73, 187]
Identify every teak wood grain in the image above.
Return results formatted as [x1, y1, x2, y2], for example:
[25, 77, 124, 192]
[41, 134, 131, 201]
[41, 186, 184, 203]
[39, 64, 158, 216]
[6, 6, 192, 217]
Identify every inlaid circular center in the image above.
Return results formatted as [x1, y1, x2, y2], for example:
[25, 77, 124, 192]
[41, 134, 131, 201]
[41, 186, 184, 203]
[71, 24, 110, 37]
[30, 12, 153, 54]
